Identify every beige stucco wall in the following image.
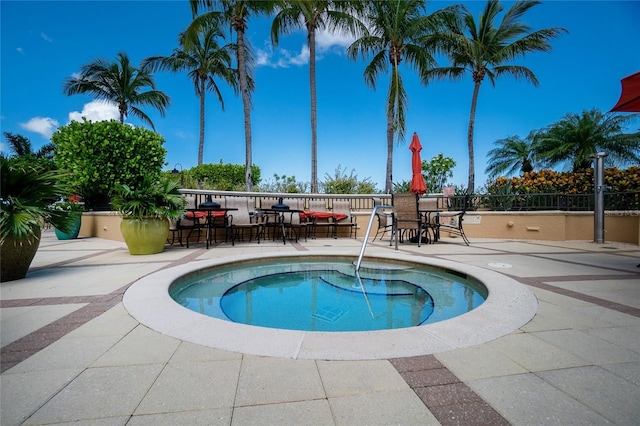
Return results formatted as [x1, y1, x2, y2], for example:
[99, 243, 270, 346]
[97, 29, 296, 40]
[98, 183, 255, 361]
[79, 212, 124, 242]
[82, 211, 640, 245]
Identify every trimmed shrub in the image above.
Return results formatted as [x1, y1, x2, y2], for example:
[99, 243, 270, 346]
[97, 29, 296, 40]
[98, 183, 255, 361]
[52, 119, 166, 209]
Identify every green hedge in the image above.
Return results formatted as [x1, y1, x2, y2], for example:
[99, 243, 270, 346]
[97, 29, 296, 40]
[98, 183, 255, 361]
[52, 119, 166, 209]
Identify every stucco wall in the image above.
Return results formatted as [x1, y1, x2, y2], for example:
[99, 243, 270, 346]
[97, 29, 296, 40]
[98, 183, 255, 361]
[82, 211, 640, 245]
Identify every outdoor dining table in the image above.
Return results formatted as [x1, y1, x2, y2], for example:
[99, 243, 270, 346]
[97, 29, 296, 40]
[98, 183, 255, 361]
[256, 208, 304, 245]
[185, 207, 237, 249]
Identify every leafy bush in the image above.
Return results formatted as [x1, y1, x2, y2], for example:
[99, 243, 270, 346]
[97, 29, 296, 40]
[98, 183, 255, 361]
[489, 167, 640, 195]
[185, 162, 260, 190]
[421, 153, 456, 193]
[52, 119, 166, 209]
[258, 174, 309, 193]
[321, 165, 378, 194]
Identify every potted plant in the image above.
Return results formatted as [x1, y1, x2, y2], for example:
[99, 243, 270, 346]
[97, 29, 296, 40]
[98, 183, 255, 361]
[1, 156, 76, 281]
[48, 195, 85, 240]
[111, 176, 186, 255]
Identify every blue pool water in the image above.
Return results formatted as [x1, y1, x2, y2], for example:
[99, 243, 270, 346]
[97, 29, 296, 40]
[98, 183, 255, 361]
[170, 259, 487, 332]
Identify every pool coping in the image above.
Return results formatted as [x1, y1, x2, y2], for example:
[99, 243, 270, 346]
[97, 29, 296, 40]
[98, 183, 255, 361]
[123, 251, 537, 360]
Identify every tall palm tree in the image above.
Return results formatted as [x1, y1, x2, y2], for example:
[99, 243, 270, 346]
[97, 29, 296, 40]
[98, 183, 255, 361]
[535, 109, 640, 172]
[486, 131, 540, 178]
[425, 0, 566, 192]
[347, 0, 448, 193]
[63, 52, 170, 131]
[142, 22, 239, 165]
[189, 0, 277, 191]
[271, 0, 365, 193]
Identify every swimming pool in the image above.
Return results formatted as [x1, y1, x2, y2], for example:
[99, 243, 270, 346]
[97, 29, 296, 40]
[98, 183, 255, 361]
[123, 252, 537, 360]
[169, 259, 487, 332]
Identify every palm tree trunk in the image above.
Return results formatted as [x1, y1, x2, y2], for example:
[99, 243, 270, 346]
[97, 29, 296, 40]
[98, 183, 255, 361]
[119, 103, 126, 124]
[467, 80, 481, 192]
[198, 77, 206, 165]
[385, 65, 397, 194]
[236, 28, 254, 192]
[309, 29, 318, 193]
[386, 108, 394, 194]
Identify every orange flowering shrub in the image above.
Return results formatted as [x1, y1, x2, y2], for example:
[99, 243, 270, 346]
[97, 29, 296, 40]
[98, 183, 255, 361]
[489, 167, 640, 194]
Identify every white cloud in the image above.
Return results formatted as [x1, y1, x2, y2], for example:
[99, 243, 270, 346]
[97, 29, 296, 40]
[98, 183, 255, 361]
[257, 43, 310, 68]
[40, 32, 53, 42]
[17, 47, 25, 55]
[68, 100, 119, 123]
[19, 117, 59, 138]
[316, 29, 354, 52]
[256, 28, 352, 69]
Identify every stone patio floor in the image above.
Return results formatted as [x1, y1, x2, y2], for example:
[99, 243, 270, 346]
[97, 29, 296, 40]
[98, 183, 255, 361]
[1, 229, 639, 425]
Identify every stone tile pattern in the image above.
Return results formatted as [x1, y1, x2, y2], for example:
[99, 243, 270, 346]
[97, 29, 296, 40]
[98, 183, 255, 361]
[1, 293, 122, 373]
[390, 355, 509, 426]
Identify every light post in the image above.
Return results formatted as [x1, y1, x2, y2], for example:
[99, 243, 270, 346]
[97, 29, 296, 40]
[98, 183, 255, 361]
[590, 152, 608, 244]
[171, 163, 183, 187]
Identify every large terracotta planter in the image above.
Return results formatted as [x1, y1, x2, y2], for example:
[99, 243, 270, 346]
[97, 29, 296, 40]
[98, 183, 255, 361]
[54, 212, 82, 240]
[1, 227, 41, 282]
[120, 217, 169, 255]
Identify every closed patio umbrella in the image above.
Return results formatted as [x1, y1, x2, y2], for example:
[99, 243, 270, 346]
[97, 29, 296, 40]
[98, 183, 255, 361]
[409, 132, 427, 195]
[611, 71, 640, 112]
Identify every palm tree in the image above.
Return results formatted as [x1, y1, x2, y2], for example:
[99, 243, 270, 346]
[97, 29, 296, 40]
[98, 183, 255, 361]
[347, 0, 448, 193]
[486, 131, 540, 178]
[189, 0, 277, 191]
[425, 0, 566, 192]
[535, 109, 640, 172]
[3, 132, 55, 160]
[142, 21, 239, 165]
[271, 1, 365, 193]
[63, 52, 170, 131]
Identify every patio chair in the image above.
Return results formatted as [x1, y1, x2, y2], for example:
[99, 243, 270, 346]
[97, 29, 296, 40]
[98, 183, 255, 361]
[372, 197, 393, 241]
[332, 201, 357, 238]
[307, 200, 333, 238]
[434, 195, 470, 245]
[175, 196, 204, 247]
[418, 197, 440, 244]
[281, 198, 308, 242]
[225, 196, 262, 244]
[391, 193, 427, 247]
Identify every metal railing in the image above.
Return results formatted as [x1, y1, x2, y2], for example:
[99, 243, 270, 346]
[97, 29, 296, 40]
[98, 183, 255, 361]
[179, 190, 640, 213]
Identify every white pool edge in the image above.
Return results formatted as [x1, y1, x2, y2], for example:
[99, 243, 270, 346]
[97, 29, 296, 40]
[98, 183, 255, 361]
[123, 252, 537, 360]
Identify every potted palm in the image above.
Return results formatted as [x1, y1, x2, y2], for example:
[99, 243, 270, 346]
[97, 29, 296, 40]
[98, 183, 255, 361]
[1, 156, 76, 281]
[111, 176, 186, 255]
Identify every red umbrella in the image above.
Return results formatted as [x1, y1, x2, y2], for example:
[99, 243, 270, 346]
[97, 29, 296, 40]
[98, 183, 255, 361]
[611, 71, 640, 112]
[409, 132, 427, 195]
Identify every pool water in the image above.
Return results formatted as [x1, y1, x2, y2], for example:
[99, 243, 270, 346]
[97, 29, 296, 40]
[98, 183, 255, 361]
[170, 259, 487, 332]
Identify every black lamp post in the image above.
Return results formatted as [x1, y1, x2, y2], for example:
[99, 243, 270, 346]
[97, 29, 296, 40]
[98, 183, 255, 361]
[171, 163, 183, 186]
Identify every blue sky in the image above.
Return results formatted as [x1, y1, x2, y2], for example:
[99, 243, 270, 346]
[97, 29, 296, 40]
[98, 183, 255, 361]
[1, 0, 639, 191]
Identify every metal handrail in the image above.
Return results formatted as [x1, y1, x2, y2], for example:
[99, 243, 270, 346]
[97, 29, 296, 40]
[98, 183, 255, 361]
[355, 205, 395, 272]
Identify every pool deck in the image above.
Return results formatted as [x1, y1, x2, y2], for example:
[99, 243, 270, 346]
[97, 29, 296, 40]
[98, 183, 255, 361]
[1, 230, 639, 425]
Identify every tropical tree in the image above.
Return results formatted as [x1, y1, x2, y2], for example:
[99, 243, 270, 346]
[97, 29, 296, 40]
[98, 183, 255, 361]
[3, 132, 55, 161]
[142, 21, 239, 165]
[347, 0, 449, 193]
[63, 52, 169, 130]
[189, 0, 277, 191]
[535, 109, 640, 172]
[486, 131, 540, 178]
[422, 152, 456, 192]
[425, 0, 566, 192]
[271, 0, 365, 193]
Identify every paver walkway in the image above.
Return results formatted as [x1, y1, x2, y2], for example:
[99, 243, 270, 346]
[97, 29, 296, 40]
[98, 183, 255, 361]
[1, 230, 639, 425]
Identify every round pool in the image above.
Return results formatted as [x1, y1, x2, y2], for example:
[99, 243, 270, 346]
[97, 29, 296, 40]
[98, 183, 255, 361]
[123, 252, 537, 360]
[169, 259, 487, 332]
